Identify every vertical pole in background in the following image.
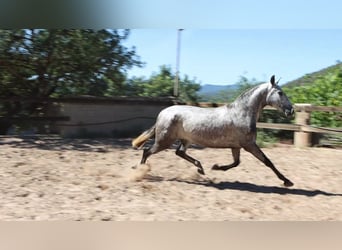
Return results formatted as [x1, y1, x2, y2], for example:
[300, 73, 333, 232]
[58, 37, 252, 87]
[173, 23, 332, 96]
[294, 104, 312, 147]
[174, 29, 183, 97]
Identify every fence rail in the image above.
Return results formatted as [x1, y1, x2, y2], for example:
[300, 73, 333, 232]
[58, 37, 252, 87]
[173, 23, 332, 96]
[193, 102, 342, 112]
[256, 123, 342, 134]
[293, 104, 342, 112]
[256, 122, 300, 131]
[0, 116, 70, 122]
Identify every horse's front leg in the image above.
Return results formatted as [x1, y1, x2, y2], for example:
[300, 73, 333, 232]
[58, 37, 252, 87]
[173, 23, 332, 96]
[212, 148, 241, 171]
[175, 140, 205, 175]
[243, 143, 293, 187]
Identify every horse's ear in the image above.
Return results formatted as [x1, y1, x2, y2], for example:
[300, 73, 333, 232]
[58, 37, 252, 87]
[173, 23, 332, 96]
[270, 75, 276, 86]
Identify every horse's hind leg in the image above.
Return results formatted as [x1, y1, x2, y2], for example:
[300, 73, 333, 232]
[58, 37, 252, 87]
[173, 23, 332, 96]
[175, 140, 205, 175]
[140, 147, 153, 164]
[243, 143, 293, 187]
[212, 148, 240, 171]
[140, 140, 172, 164]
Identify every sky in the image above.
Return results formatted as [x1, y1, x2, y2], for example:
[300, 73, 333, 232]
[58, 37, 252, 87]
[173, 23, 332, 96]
[2, 1, 341, 87]
[123, 29, 342, 86]
[115, 0, 342, 86]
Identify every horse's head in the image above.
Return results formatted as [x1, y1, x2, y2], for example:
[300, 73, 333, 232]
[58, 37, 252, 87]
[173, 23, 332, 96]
[266, 75, 294, 117]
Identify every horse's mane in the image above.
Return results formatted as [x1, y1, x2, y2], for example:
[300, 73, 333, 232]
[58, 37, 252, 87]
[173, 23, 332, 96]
[233, 84, 265, 103]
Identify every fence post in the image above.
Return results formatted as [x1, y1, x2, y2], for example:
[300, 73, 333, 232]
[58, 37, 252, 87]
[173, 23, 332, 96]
[294, 104, 312, 147]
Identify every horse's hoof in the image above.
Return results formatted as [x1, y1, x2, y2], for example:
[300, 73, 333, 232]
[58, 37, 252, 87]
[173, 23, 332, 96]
[284, 180, 294, 187]
[211, 164, 220, 170]
[197, 168, 205, 175]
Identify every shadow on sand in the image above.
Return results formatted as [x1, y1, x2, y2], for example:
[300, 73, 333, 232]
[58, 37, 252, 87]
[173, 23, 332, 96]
[0, 136, 134, 152]
[145, 175, 342, 197]
[0, 136, 195, 152]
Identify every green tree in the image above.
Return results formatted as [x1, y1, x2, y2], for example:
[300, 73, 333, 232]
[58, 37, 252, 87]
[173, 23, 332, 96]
[124, 65, 201, 102]
[0, 29, 142, 98]
[284, 67, 342, 127]
[0, 29, 142, 133]
[200, 75, 261, 103]
[230, 75, 261, 101]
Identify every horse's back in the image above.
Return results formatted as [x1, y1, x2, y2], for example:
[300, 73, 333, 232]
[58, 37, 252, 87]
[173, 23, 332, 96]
[158, 105, 225, 125]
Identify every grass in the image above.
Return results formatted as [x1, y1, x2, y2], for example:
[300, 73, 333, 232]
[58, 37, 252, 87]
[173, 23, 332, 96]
[256, 130, 278, 148]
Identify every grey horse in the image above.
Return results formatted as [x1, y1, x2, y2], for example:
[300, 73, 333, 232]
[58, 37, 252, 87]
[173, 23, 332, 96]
[132, 75, 295, 187]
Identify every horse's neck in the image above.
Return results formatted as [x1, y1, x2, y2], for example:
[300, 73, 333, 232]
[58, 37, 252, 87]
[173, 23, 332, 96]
[233, 83, 269, 122]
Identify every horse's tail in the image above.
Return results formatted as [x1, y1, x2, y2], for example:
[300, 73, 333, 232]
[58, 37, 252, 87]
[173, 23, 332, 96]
[132, 125, 156, 149]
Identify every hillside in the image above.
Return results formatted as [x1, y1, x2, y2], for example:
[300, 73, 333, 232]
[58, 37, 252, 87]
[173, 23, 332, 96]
[283, 62, 342, 88]
[198, 84, 239, 102]
[197, 62, 342, 102]
[198, 84, 238, 95]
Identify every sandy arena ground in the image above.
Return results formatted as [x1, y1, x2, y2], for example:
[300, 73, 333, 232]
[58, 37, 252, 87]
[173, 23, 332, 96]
[0, 137, 341, 221]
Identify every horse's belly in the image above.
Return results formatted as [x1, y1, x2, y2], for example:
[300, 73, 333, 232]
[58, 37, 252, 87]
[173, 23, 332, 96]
[193, 138, 240, 148]
[186, 132, 243, 148]
[177, 119, 252, 148]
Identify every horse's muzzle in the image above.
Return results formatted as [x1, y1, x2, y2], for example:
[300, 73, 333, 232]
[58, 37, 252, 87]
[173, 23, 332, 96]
[284, 108, 294, 117]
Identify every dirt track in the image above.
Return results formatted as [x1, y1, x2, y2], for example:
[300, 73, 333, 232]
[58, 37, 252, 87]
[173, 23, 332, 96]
[0, 137, 341, 221]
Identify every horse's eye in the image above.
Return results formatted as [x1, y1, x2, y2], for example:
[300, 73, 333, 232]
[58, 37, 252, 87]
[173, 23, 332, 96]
[278, 91, 283, 96]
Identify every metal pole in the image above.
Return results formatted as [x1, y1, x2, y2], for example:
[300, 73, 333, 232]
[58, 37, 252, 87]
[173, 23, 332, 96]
[174, 29, 183, 97]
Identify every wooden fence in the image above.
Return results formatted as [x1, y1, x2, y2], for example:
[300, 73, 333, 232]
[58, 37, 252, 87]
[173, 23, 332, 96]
[1, 97, 341, 147]
[263, 104, 342, 147]
[0, 96, 176, 137]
